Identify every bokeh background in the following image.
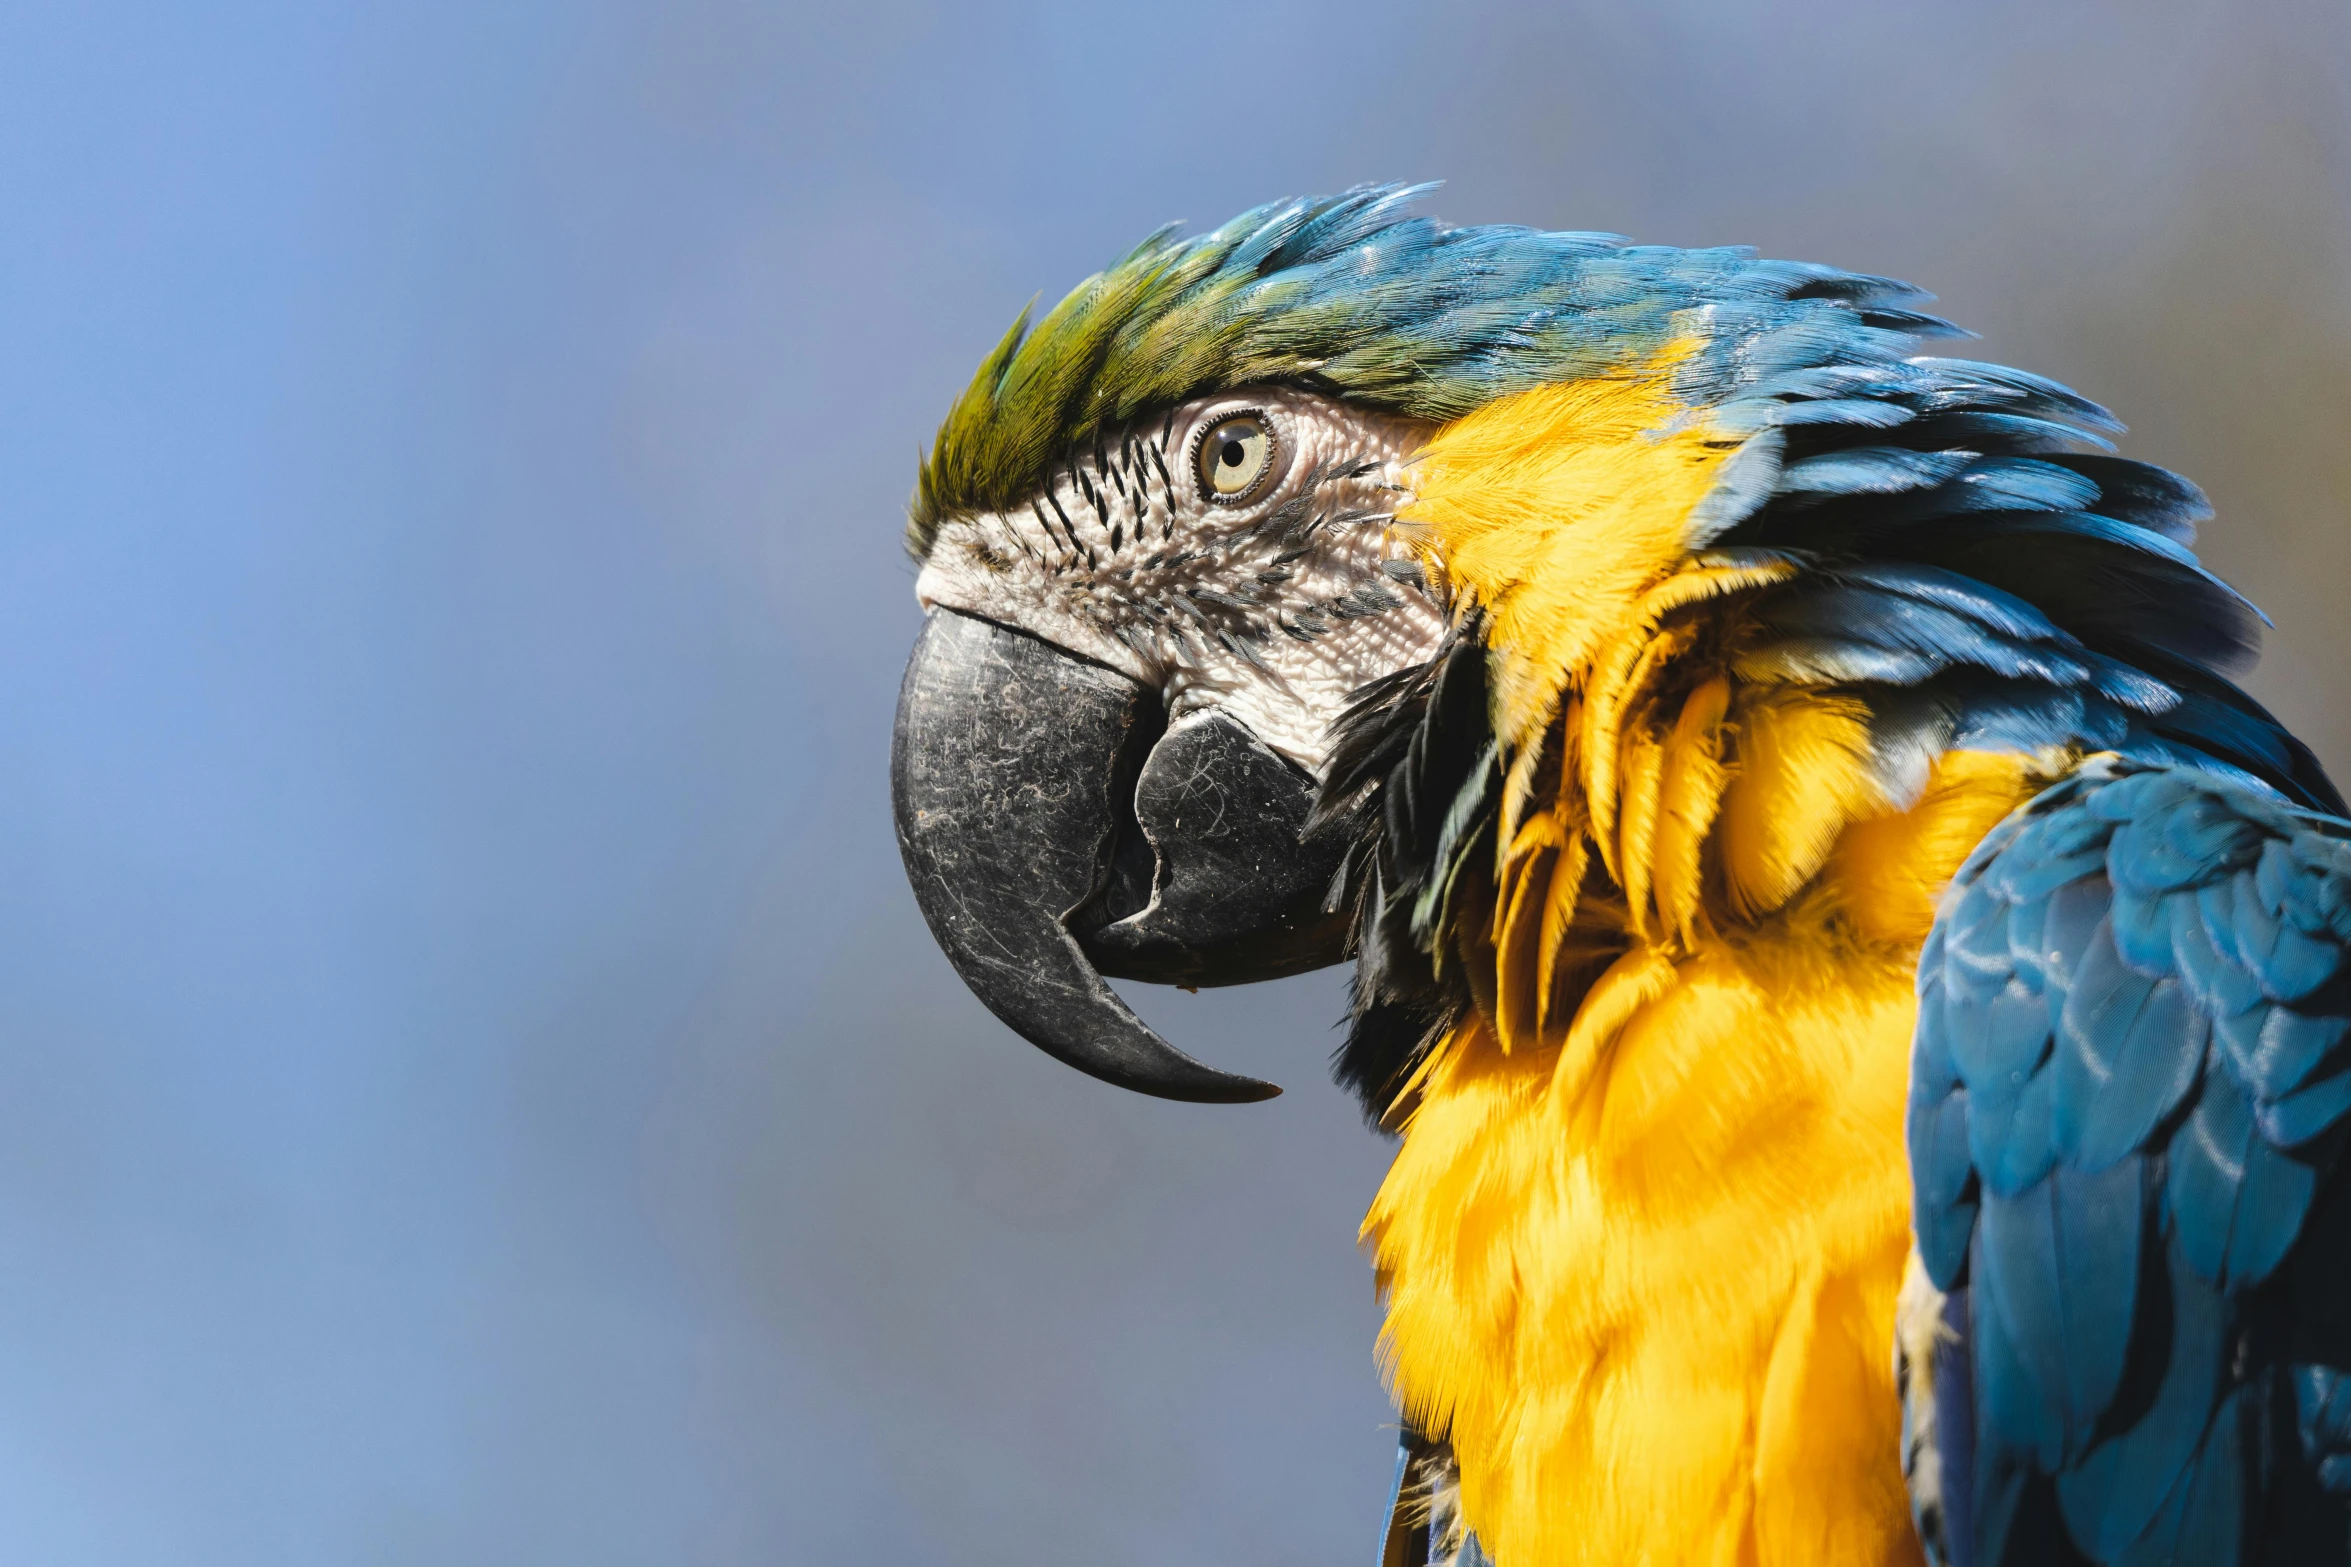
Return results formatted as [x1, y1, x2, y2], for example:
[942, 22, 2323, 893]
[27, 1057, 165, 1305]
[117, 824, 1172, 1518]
[2, 2, 2346, 1561]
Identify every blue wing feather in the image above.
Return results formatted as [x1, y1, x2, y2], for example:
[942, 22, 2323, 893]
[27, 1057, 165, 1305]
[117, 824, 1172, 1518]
[1913, 982, 1983, 1288]
[2050, 1232, 2233, 1560]
[2256, 1070, 2351, 1149]
[2032, 456, 2212, 543]
[1777, 446, 1980, 498]
[1899, 412, 2118, 457]
[2051, 935, 2203, 1171]
[2107, 888, 2175, 977]
[2224, 1004, 2347, 1101]
[1908, 759, 2351, 1562]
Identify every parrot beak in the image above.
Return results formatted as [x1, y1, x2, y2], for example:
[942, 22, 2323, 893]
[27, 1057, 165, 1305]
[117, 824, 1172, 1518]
[890, 609, 1352, 1103]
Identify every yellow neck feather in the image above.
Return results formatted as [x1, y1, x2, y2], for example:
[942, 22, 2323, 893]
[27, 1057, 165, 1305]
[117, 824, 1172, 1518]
[1372, 370, 2060, 1566]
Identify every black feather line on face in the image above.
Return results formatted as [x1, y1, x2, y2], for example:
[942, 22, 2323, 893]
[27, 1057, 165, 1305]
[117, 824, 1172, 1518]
[1149, 444, 1179, 528]
[1057, 460, 1100, 568]
[1045, 484, 1083, 561]
[1313, 616, 1499, 1125]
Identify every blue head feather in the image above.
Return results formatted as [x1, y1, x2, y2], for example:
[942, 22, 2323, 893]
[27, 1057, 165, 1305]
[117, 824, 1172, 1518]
[910, 183, 1952, 551]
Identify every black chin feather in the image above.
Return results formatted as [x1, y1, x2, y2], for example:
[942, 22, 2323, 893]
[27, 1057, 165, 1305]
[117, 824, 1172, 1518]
[1316, 615, 1498, 1127]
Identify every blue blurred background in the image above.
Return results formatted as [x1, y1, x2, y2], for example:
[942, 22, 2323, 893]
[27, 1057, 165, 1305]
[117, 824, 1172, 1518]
[0, 2, 2344, 1561]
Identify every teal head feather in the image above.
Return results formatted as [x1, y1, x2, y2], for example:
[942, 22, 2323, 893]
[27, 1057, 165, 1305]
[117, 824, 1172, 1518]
[909, 183, 1954, 556]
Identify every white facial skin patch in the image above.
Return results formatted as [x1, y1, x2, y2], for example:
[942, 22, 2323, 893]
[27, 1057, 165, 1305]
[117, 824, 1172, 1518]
[915, 388, 1448, 774]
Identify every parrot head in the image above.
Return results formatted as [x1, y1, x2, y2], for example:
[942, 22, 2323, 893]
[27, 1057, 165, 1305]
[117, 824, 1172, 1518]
[895, 378, 1444, 1101]
[892, 188, 1542, 1104]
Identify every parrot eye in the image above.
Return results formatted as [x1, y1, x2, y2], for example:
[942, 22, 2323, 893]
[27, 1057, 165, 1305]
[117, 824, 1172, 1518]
[1194, 413, 1276, 502]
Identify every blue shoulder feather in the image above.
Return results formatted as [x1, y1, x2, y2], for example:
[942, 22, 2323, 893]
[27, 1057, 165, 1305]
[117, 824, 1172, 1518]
[1910, 760, 2351, 1564]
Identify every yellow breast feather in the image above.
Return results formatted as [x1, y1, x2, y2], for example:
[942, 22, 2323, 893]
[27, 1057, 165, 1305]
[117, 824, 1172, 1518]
[1367, 363, 2055, 1567]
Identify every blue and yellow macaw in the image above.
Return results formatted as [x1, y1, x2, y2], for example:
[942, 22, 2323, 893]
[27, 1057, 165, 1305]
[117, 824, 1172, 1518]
[888, 186, 2351, 1566]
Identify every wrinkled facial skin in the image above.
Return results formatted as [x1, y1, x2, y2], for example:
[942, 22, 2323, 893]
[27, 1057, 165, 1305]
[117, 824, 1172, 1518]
[894, 389, 1450, 1102]
[914, 388, 1447, 773]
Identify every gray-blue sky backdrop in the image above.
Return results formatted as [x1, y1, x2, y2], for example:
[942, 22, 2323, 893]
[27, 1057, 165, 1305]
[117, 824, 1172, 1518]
[2, 2, 2346, 1562]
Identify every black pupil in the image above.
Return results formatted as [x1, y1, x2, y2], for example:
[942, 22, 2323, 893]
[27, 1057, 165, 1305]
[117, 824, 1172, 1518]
[1220, 437, 1247, 470]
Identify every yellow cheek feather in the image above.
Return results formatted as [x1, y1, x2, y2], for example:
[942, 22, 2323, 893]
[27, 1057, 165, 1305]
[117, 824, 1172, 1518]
[1401, 345, 1738, 757]
[1369, 362, 2054, 1566]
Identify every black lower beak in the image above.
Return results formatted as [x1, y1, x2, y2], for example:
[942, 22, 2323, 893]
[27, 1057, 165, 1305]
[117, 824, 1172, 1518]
[890, 610, 1351, 1103]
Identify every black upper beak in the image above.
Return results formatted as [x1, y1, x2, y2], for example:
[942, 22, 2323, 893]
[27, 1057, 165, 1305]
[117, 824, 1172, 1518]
[890, 609, 1351, 1103]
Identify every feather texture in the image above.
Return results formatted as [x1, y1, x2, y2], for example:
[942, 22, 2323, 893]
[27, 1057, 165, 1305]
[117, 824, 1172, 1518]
[912, 185, 1955, 556]
[1910, 759, 2351, 1563]
[1290, 196, 2344, 1561]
